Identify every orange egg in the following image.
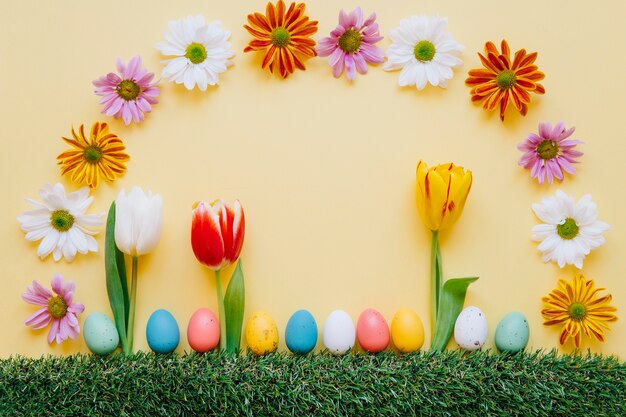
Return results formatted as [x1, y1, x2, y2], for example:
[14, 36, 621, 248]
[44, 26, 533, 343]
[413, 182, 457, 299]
[187, 308, 220, 352]
[356, 308, 390, 353]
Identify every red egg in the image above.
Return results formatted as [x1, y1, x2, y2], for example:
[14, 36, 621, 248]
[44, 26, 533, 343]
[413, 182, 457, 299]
[187, 308, 220, 352]
[356, 308, 390, 353]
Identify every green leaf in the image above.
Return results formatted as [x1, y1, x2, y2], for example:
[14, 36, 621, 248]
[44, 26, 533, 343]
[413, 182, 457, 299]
[105, 202, 128, 352]
[116, 233, 129, 330]
[224, 260, 245, 353]
[430, 276, 479, 351]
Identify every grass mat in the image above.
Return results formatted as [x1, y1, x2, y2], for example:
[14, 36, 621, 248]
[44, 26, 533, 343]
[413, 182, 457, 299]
[1, 350, 624, 416]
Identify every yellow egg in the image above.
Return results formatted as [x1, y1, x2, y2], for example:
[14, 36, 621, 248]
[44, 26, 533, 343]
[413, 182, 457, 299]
[391, 307, 424, 353]
[245, 310, 279, 355]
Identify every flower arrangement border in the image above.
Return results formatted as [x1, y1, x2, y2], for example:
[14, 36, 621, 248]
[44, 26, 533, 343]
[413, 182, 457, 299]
[2, 351, 624, 417]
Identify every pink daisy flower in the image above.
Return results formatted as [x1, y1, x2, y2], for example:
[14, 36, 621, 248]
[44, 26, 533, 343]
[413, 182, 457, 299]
[93, 55, 160, 125]
[22, 275, 85, 344]
[517, 121, 583, 184]
[317, 7, 384, 80]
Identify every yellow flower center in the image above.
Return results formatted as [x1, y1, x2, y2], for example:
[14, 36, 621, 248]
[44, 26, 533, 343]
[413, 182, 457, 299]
[338, 29, 362, 53]
[185, 42, 208, 64]
[84, 145, 103, 164]
[48, 295, 68, 319]
[271, 27, 291, 48]
[116, 80, 141, 101]
[496, 70, 516, 89]
[536, 140, 559, 160]
[557, 218, 579, 240]
[568, 302, 587, 320]
[50, 210, 75, 232]
[414, 40, 436, 62]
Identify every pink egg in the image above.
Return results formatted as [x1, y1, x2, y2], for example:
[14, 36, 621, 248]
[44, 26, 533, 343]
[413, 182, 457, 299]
[356, 308, 390, 353]
[187, 308, 220, 352]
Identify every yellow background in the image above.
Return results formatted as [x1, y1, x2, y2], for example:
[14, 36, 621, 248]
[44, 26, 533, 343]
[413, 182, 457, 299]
[1, 0, 625, 358]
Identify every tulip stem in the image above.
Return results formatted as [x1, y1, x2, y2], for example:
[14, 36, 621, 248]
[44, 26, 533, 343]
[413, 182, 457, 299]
[430, 230, 442, 338]
[126, 256, 138, 354]
[215, 269, 227, 350]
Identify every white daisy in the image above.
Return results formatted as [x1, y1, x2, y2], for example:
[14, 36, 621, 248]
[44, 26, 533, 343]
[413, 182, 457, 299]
[17, 183, 104, 262]
[383, 15, 464, 90]
[156, 15, 235, 91]
[531, 190, 609, 269]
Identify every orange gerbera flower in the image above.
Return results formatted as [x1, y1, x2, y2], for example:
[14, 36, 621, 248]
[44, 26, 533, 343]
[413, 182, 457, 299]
[541, 274, 617, 348]
[466, 40, 545, 121]
[244, 0, 318, 78]
[57, 122, 129, 189]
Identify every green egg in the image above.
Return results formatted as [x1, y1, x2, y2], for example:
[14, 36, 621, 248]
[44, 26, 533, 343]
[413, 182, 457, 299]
[83, 312, 119, 355]
[495, 312, 529, 353]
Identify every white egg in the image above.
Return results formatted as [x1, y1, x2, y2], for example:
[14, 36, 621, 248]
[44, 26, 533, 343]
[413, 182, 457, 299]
[454, 306, 488, 351]
[322, 310, 355, 355]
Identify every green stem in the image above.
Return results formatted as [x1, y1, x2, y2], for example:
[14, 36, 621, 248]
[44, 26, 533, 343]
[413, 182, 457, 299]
[430, 230, 441, 338]
[215, 269, 227, 350]
[125, 256, 138, 355]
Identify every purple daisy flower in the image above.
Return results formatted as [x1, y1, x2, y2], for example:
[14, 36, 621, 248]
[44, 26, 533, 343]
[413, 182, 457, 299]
[517, 121, 583, 184]
[93, 55, 160, 125]
[317, 7, 384, 80]
[22, 275, 84, 344]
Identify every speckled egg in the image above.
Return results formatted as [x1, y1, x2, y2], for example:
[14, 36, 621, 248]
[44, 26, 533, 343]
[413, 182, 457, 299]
[495, 312, 529, 353]
[356, 308, 390, 353]
[245, 311, 279, 355]
[83, 312, 119, 355]
[454, 306, 488, 351]
[322, 310, 355, 355]
[390, 308, 424, 353]
[146, 309, 180, 354]
[285, 309, 318, 355]
[187, 308, 220, 353]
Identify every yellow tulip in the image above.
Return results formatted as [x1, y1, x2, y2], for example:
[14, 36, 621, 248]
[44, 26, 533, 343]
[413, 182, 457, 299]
[416, 161, 472, 231]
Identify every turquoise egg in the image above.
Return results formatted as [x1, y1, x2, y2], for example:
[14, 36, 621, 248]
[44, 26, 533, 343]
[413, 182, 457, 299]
[285, 310, 318, 354]
[146, 309, 180, 354]
[83, 312, 119, 355]
[494, 312, 530, 353]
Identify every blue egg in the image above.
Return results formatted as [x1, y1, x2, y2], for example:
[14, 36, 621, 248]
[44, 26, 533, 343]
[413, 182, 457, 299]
[146, 309, 180, 354]
[285, 309, 318, 354]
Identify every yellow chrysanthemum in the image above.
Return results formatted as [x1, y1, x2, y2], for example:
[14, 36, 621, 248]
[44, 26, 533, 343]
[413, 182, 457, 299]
[542, 274, 617, 348]
[57, 122, 129, 189]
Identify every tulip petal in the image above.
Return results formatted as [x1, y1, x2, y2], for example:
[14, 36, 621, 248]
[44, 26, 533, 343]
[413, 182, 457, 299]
[135, 193, 163, 256]
[191, 201, 226, 269]
[229, 200, 245, 264]
[114, 189, 134, 256]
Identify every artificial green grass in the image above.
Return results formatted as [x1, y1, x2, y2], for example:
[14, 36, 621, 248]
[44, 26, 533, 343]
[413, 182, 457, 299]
[1, 350, 624, 417]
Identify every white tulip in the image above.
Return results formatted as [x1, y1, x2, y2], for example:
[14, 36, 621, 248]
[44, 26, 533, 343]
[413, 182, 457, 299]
[115, 187, 163, 257]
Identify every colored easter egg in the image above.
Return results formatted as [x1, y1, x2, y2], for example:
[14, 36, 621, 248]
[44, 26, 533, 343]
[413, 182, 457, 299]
[146, 309, 180, 354]
[495, 312, 530, 353]
[245, 311, 279, 355]
[390, 307, 424, 353]
[356, 308, 390, 353]
[187, 308, 220, 353]
[454, 306, 488, 351]
[285, 309, 318, 355]
[83, 312, 119, 355]
[322, 310, 355, 355]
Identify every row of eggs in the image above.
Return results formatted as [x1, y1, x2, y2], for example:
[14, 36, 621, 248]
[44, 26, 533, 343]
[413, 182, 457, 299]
[82, 306, 530, 355]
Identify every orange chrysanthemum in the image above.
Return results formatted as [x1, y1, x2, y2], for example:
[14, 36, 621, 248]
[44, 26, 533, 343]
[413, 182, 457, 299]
[542, 274, 617, 348]
[57, 122, 129, 189]
[244, 0, 318, 78]
[466, 40, 545, 121]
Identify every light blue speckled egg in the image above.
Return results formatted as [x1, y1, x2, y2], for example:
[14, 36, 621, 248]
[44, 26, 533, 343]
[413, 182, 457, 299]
[146, 309, 180, 354]
[83, 312, 119, 355]
[495, 312, 530, 353]
[285, 309, 318, 354]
